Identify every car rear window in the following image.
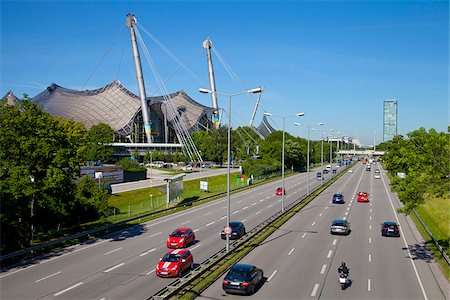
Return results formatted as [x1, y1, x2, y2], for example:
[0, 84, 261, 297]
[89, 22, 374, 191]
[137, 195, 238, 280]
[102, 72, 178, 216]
[227, 269, 251, 280]
[333, 221, 346, 227]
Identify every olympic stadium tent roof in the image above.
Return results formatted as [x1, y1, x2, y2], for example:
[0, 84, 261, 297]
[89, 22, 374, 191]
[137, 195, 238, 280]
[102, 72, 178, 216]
[3, 91, 23, 108]
[257, 114, 277, 137]
[31, 80, 215, 136]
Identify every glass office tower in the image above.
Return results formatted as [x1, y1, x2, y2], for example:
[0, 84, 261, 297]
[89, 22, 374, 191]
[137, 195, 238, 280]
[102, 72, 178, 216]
[383, 99, 398, 142]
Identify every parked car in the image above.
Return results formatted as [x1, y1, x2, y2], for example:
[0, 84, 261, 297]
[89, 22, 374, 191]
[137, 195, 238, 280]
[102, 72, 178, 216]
[332, 193, 344, 204]
[181, 165, 193, 171]
[156, 249, 193, 277]
[166, 227, 195, 248]
[222, 264, 264, 295]
[330, 219, 350, 235]
[316, 172, 324, 180]
[221, 221, 246, 240]
[381, 222, 400, 237]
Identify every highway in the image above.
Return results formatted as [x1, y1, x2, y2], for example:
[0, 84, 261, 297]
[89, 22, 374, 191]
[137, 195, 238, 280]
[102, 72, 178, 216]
[0, 166, 336, 299]
[198, 162, 447, 299]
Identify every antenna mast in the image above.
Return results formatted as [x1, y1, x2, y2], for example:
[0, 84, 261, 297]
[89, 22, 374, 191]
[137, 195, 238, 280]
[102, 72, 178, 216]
[126, 14, 152, 143]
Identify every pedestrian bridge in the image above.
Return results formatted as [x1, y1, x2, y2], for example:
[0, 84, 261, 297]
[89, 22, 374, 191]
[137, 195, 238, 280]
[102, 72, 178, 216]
[337, 150, 385, 156]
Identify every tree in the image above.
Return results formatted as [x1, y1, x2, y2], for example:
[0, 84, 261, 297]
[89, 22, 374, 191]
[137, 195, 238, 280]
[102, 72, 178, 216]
[83, 123, 115, 163]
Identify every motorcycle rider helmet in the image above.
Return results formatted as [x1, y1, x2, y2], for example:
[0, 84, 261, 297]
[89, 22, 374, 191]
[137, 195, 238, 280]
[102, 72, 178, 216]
[341, 262, 346, 267]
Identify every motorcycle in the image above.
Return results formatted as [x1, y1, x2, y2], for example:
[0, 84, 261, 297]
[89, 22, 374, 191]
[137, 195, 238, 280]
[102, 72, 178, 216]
[339, 272, 351, 290]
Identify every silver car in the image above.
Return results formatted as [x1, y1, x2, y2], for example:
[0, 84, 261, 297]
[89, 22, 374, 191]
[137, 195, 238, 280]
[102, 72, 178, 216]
[330, 219, 350, 235]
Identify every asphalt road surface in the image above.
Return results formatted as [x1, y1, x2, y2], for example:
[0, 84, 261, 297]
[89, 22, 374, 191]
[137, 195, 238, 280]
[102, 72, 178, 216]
[198, 162, 448, 300]
[0, 165, 338, 299]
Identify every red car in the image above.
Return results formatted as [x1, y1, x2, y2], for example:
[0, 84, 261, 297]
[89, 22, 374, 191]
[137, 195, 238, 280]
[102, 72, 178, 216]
[166, 228, 195, 248]
[156, 249, 193, 277]
[275, 187, 286, 195]
[357, 192, 369, 202]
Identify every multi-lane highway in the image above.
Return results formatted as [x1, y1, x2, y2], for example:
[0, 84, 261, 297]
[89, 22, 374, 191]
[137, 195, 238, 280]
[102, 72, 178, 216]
[0, 166, 334, 299]
[198, 163, 447, 299]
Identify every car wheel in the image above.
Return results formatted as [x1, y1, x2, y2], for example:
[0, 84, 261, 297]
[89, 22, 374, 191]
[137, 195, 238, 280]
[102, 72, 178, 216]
[178, 269, 183, 278]
[249, 284, 255, 295]
[190, 262, 194, 270]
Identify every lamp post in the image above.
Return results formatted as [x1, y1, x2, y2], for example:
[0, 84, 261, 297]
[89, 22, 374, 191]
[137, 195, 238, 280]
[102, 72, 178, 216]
[264, 112, 304, 213]
[329, 128, 335, 163]
[295, 122, 323, 195]
[200, 86, 263, 252]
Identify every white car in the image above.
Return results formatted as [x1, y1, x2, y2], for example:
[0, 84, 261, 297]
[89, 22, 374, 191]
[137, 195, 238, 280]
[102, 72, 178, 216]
[348, 169, 354, 173]
[374, 174, 381, 179]
[181, 165, 193, 171]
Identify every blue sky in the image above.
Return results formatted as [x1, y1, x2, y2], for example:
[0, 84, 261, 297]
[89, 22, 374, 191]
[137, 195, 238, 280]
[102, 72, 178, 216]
[1, 0, 448, 146]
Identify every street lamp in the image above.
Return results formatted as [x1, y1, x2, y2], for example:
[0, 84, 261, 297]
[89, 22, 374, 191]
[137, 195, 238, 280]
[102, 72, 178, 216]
[295, 122, 323, 195]
[329, 129, 335, 163]
[264, 112, 304, 213]
[199, 86, 263, 252]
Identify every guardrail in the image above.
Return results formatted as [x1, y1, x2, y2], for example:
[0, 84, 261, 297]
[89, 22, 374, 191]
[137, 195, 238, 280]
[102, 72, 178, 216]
[412, 208, 450, 266]
[149, 166, 348, 299]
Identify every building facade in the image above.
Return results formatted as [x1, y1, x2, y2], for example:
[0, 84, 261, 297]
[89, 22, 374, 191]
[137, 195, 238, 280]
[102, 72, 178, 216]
[383, 99, 398, 142]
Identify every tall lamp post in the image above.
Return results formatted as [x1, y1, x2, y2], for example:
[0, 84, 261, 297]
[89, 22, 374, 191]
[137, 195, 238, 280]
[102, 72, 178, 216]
[199, 86, 263, 252]
[329, 128, 335, 163]
[295, 122, 323, 195]
[264, 112, 304, 213]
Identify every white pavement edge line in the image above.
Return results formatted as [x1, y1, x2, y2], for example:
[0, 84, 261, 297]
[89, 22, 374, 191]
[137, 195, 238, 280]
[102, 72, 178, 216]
[311, 283, 320, 297]
[267, 270, 277, 282]
[54, 282, 84, 296]
[35, 271, 62, 283]
[104, 247, 122, 255]
[382, 174, 428, 300]
[103, 263, 125, 273]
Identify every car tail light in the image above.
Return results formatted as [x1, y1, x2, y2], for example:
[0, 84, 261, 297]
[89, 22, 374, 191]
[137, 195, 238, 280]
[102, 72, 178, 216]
[395, 227, 399, 231]
[223, 280, 229, 285]
[383, 227, 387, 230]
[241, 281, 250, 286]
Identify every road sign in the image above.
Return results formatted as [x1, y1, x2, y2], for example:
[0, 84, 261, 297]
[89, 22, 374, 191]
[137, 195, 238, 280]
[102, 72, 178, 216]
[224, 226, 232, 235]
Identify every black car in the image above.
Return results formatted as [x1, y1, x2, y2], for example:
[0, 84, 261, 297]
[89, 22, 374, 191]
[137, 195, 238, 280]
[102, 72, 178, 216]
[221, 221, 246, 240]
[323, 169, 329, 174]
[381, 222, 400, 237]
[223, 264, 264, 295]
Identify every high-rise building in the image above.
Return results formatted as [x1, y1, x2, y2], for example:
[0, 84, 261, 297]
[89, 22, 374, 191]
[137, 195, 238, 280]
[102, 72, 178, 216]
[383, 99, 398, 142]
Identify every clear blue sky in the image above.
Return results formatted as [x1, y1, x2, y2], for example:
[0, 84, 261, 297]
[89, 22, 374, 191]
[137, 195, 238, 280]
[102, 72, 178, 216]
[1, 0, 448, 146]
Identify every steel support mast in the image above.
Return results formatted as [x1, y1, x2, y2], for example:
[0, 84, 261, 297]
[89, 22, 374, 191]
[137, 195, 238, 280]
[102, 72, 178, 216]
[203, 38, 220, 128]
[126, 14, 152, 143]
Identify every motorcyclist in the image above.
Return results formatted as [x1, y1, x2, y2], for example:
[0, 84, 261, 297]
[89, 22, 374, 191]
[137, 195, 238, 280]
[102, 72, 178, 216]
[338, 262, 349, 275]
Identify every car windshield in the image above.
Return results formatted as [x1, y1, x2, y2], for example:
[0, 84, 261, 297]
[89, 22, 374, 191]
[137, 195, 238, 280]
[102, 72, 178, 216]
[170, 230, 185, 237]
[333, 221, 346, 227]
[227, 268, 251, 280]
[334, 194, 342, 198]
[162, 253, 181, 262]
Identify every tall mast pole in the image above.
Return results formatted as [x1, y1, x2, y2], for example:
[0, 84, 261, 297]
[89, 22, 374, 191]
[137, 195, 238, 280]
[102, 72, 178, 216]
[126, 14, 152, 143]
[203, 38, 220, 128]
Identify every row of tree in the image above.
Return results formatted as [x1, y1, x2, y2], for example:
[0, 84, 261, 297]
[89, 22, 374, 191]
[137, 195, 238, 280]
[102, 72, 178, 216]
[0, 99, 114, 253]
[379, 127, 449, 212]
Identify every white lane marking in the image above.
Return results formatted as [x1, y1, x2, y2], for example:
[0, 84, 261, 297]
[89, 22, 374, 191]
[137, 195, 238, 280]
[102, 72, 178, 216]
[369, 225, 372, 230]
[320, 264, 327, 274]
[288, 248, 295, 256]
[343, 216, 347, 220]
[370, 216, 372, 220]
[54, 282, 84, 296]
[382, 176, 428, 300]
[220, 215, 227, 220]
[311, 283, 320, 297]
[370, 203, 373, 206]
[206, 221, 215, 226]
[35, 271, 62, 283]
[319, 213, 323, 217]
[140, 248, 156, 257]
[193, 228, 199, 232]
[345, 212, 348, 216]
[301, 233, 307, 238]
[232, 210, 239, 215]
[369, 237, 372, 244]
[311, 221, 316, 226]
[241, 219, 247, 222]
[268, 204, 273, 208]
[332, 239, 337, 246]
[0, 264, 36, 279]
[104, 247, 122, 255]
[99, 298, 105, 300]
[325, 206, 328, 209]
[369, 254, 372, 262]
[149, 232, 162, 238]
[256, 211, 261, 215]
[104, 263, 125, 273]
[327, 250, 332, 258]
[190, 244, 202, 251]
[252, 202, 257, 206]
[370, 208, 372, 212]
[265, 196, 270, 199]
[242, 206, 249, 210]
[181, 220, 190, 225]
[347, 207, 350, 211]
[204, 212, 212, 216]
[349, 203, 352, 207]
[146, 268, 156, 275]
[368, 279, 371, 291]
[267, 270, 277, 281]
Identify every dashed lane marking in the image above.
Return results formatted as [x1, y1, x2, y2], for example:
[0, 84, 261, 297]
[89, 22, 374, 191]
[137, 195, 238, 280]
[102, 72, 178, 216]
[332, 239, 337, 246]
[288, 248, 295, 256]
[104, 247, 122, 255]
[311, 283, 320, 297]
[54, 282, 84, 296]
[327, 250, 332, 258]
[320, 264, 327, 274]
[104, 263, 125, 273]
[140, 248, 156, 256]
[149, 232, 162, 238]
[35, 271, 62, 283]
[267, 270, 277, 281]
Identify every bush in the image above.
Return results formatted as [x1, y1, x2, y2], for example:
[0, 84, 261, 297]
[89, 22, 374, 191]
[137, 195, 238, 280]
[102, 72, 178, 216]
[242, 159, 280, 178]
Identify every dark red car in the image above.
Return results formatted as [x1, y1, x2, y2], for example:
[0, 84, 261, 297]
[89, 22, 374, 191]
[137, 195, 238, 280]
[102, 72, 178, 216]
[156, 249, 193, 277]
[166, 228, 195, 249]
[275, 187, 285, 195]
